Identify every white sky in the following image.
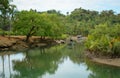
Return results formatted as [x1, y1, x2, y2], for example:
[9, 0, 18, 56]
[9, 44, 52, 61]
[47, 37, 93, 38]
[11, 0, 120, 14]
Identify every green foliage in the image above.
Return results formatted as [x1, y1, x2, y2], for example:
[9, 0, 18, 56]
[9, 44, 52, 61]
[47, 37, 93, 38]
[61, 34, 68, 39]
[65, 8, 99, 35]
[35, 13, 64, 38]
[13, 10, 65, 41]
[112, 41, 120, 56]
[86, 35, 111, 54]
[66, 7, 120, 36]
[53, 34, 68, 40]
[0, 28, 15, 35]
[0, 0, 16, 30]
[86, 24, 120, 56]
[13, 10, 39, 34]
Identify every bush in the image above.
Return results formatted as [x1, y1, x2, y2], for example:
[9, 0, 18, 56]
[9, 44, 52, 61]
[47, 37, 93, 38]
[85, 24, 120, 56]
[86, 35, 111, 54]
[0, 29, 15, 36]
[112, 41, 120, 56]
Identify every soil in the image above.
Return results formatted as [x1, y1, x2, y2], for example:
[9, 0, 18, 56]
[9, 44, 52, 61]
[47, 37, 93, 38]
[85, 51, 120, 67]
[0, 36, 57, 51]
[91, 57, 120, 67]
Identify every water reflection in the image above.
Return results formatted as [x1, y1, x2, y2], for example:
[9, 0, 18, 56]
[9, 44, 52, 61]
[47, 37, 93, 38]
[13, 47, 63, 78]
[86, 59, 120, 78]
[0, 53, 25, 78]
[42, 58, 91, 78]
[0, 44, 120, 78]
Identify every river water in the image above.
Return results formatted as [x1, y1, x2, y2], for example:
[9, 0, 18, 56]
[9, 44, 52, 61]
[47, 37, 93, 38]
[0, 44, 120, 78]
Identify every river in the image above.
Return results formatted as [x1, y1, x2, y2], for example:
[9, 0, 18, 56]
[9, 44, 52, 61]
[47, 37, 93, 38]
[0, 43, 120, 78]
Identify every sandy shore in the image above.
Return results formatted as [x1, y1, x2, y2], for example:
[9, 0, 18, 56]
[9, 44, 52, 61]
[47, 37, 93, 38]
[91, 57, 120, 67]
[85, 51, 120, 67]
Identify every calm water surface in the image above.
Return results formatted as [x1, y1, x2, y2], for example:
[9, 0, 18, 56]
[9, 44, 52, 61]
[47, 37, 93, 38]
[0, 44, 120, 78]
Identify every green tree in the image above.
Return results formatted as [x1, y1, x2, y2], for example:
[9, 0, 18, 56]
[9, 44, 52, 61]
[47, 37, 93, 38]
[13, 10, 41, 41]
[13, 10, 65, 41]
[0, 0, 13, 29]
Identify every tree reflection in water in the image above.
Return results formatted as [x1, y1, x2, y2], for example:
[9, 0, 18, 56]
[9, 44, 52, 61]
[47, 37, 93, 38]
[12, 44, 85, 78]
[12, 46, 64, 78]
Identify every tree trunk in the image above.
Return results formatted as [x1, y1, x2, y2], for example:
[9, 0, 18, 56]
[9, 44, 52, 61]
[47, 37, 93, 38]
[26, 34, 31, 42]
[25, 26, 35, 42]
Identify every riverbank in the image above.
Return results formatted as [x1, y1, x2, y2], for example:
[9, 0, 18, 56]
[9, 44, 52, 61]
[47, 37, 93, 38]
[0, 36, 57, 51]
[85, 51, 120, 67]
[1, 36, 120, 67]
[91, 57, 120, 67]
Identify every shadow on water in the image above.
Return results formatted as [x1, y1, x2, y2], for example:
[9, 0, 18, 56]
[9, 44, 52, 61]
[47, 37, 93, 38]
[0, 43, 120, 78]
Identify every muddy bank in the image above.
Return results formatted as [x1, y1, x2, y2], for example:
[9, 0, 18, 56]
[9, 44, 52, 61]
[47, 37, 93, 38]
[91, 57, 120, 67]
[85, 51, 120, 67]
[0, 36, 57, 51]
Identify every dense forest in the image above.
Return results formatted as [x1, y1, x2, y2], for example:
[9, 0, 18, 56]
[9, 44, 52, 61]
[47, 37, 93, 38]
[0, 0, 120, 56]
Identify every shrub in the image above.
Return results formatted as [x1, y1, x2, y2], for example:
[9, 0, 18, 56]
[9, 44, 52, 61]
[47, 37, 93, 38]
[86, 35, 111, 54]
[112, 41, 120, 56]
[85, 24, 120, 56]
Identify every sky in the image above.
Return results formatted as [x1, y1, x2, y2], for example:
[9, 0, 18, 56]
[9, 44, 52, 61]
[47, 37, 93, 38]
[11, 0, 120, 15]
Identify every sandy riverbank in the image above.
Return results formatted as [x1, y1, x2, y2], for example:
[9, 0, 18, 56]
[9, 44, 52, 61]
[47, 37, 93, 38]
[91, 57, 120, 67]
[85, 51, 120, 67]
